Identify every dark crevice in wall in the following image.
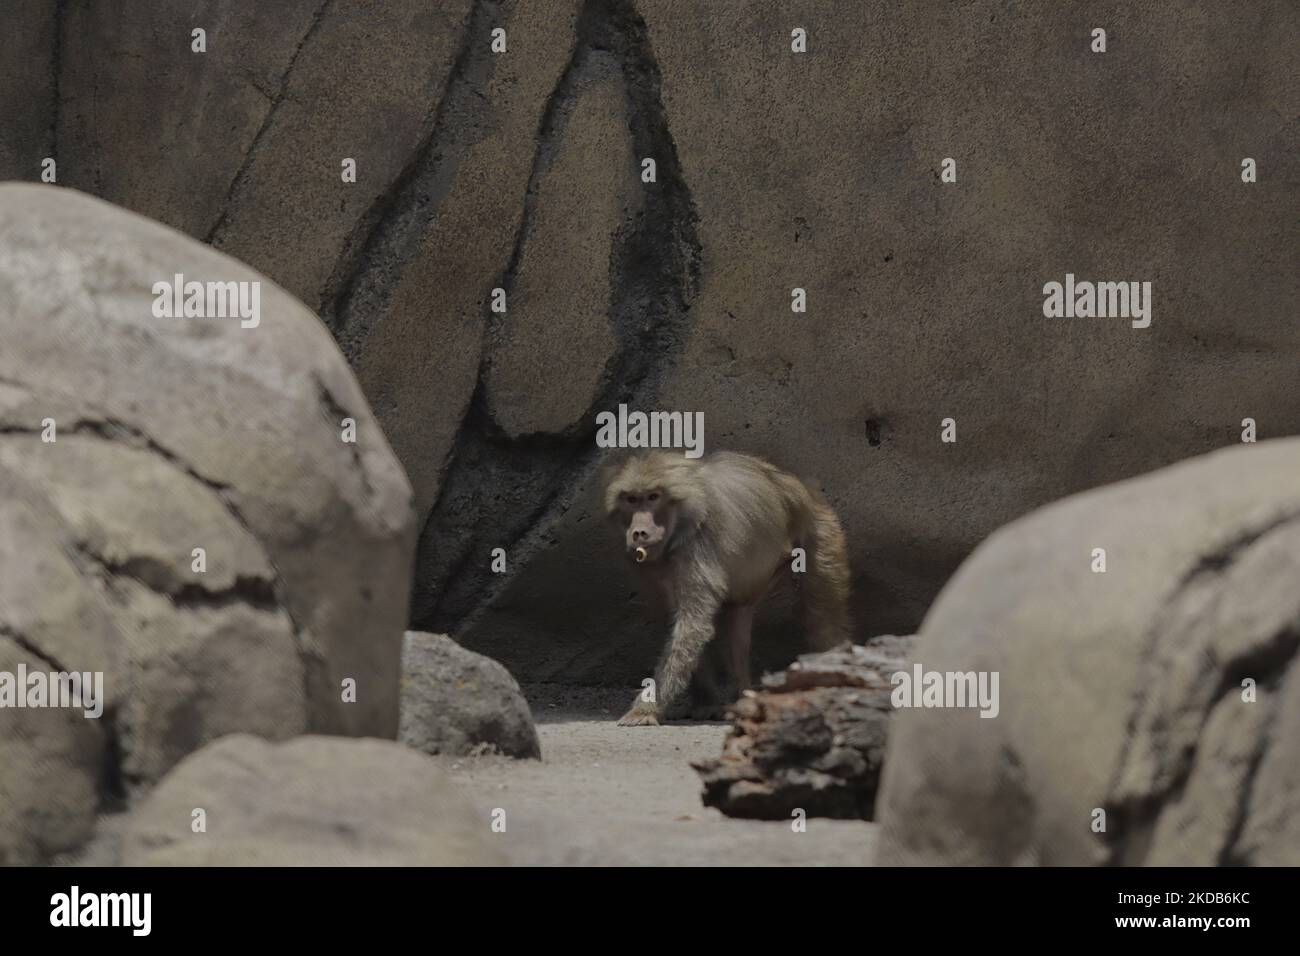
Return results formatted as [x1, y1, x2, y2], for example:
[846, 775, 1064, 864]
[409, 0, 701, 633]
[205, 0, 336, 245]
[50, 0, 65, 161]
[491, 4, 606, 318]
[320, 0, 502, 350]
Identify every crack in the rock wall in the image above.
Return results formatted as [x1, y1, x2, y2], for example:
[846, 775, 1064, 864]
[1101, 510, 1300, 865]
[204, 0, 336, 245]
[320, 0, 502, 346]
[491, 8, 598, 323]
[409, 0, 702, 633]
[401, 7, 603, 632]
[50, 0, 65, 162]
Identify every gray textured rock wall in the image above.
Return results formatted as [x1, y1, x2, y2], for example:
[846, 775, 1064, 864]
[3, 1, 1295, 687]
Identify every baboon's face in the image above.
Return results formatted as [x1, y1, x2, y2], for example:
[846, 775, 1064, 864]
[613, 488, 677, 563]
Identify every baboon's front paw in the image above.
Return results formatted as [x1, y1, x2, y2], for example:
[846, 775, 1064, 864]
[617, 706, 660, 727]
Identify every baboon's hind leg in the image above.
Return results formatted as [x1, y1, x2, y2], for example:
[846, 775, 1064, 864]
[720, 603, 756, 694]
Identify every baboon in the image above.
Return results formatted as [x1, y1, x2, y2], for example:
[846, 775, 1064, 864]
[603, 450, 852, 726]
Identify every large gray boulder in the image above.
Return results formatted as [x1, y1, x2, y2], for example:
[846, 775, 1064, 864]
[875, 439, 1300, 865]
[122, 735, 504, 865]
[0, 185, 415, 864]
[399, 632, 541, 759]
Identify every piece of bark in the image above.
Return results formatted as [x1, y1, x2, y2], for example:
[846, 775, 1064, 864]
[692, 635, 915, 820]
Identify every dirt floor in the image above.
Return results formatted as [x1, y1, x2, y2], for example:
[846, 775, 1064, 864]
[436, 691, 878, 866]
[61, 688, 877, 867]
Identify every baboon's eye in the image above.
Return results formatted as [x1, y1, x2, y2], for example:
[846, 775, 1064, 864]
[626, 494, 640, 505]
[647, 492, 660, 503]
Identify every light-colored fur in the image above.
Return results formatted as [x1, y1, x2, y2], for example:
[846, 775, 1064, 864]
[604, 451, 852, 724]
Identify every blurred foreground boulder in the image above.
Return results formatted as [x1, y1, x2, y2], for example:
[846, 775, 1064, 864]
[876, 440, 1300, 865]
[122, 735, 503, 865]
[0, 185, 415, 864]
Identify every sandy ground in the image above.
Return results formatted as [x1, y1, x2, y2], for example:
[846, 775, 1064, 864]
[435, 707, 878, 866]
[61, 687, 877, 867]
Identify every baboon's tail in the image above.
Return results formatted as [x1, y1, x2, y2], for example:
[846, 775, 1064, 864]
[773, 471, 853, 650]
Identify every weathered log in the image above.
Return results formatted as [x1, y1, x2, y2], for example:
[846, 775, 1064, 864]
[692, 635, 915, 820]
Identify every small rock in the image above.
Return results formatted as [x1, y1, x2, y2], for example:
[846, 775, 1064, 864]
[399, 632, 541, 759]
